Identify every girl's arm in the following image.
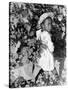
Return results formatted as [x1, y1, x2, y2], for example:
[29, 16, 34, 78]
[48, 40, 54, 53]
[43, 32, 54, 53]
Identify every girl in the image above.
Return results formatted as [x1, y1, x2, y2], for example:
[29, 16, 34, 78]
[36, 12, 54, 73]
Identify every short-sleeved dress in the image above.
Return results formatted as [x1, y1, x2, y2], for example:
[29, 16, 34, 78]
[36, 30, 54, 71]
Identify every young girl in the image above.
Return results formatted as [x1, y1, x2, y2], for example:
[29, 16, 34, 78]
[36, 12, 54, 73]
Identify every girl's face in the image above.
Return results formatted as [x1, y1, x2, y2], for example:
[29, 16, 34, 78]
[42, 18, 52, 32]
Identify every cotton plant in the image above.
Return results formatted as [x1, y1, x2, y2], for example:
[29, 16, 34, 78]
[10, 67, 20, 85]
[9, 3, 66, 87]
[10, 41, 22, 80]
[58, 70, 66, 85]
[10, 47, 33, 84]
[36, 74, 45, 86]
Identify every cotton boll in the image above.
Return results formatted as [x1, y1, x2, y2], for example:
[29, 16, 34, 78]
[58, 15, 63, 21]
[15, 41, 21, 53]
[36, 29, 41, 40]
[61, 32, 65, 39]
[62, 26, 65, 32]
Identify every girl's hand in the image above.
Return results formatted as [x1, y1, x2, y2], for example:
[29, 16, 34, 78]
[41, 44, 47, 49]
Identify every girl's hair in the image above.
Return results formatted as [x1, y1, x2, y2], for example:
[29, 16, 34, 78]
[41, 16, 52, 25]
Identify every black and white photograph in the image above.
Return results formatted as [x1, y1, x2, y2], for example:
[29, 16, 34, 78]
[9, 2, 66, 88]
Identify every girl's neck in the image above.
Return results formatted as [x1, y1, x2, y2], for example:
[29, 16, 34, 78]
[42, 28, 50, 33]
[42, 30, 48, 32]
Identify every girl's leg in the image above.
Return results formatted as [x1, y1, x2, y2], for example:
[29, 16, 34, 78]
[35, 68, 44, 82]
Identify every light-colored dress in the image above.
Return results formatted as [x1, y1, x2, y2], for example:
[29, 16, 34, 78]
[36, 30, 54, 71]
